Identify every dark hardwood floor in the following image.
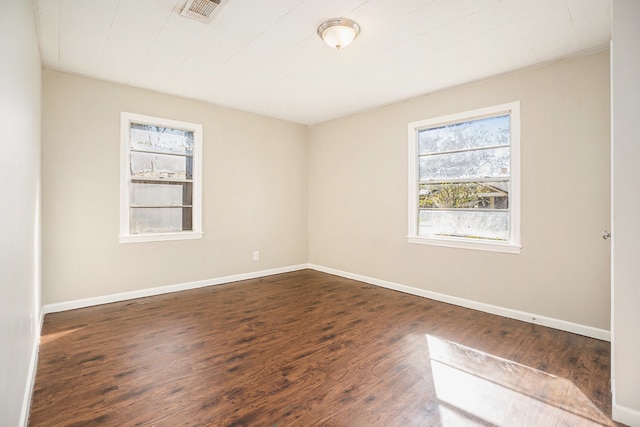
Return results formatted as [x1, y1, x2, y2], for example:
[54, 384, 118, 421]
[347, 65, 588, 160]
[30, 269, 622, 426]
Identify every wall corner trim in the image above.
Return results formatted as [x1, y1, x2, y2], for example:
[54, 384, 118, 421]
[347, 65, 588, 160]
[612, 397, 640, 426]
[42, 264, 310, 315]
[307, 264, 611, 342]
[19, 313, 44, 427]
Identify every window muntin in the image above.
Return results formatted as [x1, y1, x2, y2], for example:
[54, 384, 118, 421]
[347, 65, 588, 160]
[120, 113, 202, 243]
[408, 102, 520, 253]
[418, 146, 510, 180]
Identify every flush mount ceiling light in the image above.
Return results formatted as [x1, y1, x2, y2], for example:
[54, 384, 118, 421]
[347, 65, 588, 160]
[317, 18, 361, 49]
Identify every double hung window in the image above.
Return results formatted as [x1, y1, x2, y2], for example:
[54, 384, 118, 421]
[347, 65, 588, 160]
[120, 113, 203, 243]
[408, 102, 520, 253]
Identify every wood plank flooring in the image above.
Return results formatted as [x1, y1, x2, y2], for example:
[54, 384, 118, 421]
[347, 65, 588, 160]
[29, 269, 622, 426]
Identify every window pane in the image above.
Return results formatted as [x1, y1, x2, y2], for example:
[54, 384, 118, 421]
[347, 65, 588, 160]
[130, 123, 193, 155]
[130, 207, 192, 234]
[418, 210, 509, 241]
[419, 147, 509, 181]
[419, 114, 510, 154]
[130, 151, 192, 180]
[130, 181, 192, 207]
[419, 182, 508, 209]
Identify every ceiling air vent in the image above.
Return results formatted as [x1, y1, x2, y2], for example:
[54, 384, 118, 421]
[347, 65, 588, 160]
[180, 0, 225, 23]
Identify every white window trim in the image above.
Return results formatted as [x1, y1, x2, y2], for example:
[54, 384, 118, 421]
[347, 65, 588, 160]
[407, 102, 521, 254]
[119, 112, 203, 244]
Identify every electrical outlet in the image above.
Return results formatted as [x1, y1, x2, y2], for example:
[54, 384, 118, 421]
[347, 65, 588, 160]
[253, 251, 260, 261]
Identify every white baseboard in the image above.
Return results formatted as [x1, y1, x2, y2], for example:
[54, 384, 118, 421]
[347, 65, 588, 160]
[41, 262, 611, 342]
[42, 264, 309, 314]
[308, 264, 611, 342]
[612, 405, 639, 427]
[612, 383, 640, 427]
[20, 310, 44, 427]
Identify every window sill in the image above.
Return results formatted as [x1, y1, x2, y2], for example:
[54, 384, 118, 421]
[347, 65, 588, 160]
[407, 235, 521, 254]
[119, 231, 203, 244]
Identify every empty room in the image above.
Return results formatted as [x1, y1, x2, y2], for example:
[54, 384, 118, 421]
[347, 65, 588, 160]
[2, 0, 639, 426]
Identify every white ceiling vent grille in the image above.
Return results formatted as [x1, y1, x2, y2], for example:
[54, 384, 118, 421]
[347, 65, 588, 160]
[180, 0, 225, 23]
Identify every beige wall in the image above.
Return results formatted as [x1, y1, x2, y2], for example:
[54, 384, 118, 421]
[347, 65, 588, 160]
[42, 71, 309, 304]
[42, 51, 611, 332]
[0, 0, 42, 425]
[309, 50, 611, 330]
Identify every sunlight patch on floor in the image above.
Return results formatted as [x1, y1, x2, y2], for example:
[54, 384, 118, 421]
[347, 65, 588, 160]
[426, 335, 613, 426]
[40, 327, 84, 345]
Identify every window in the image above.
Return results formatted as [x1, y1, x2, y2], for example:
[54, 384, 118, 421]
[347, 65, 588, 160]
[408, 102, 520, 253]
[120, 113, 203, 243]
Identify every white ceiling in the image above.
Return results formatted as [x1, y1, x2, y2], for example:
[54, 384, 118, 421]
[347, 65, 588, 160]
[34, 0, 611, 125]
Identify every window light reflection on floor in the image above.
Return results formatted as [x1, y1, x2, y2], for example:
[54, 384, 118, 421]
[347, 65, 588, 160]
[425, 335, 613, 426]
[39, 327, 84, 345]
